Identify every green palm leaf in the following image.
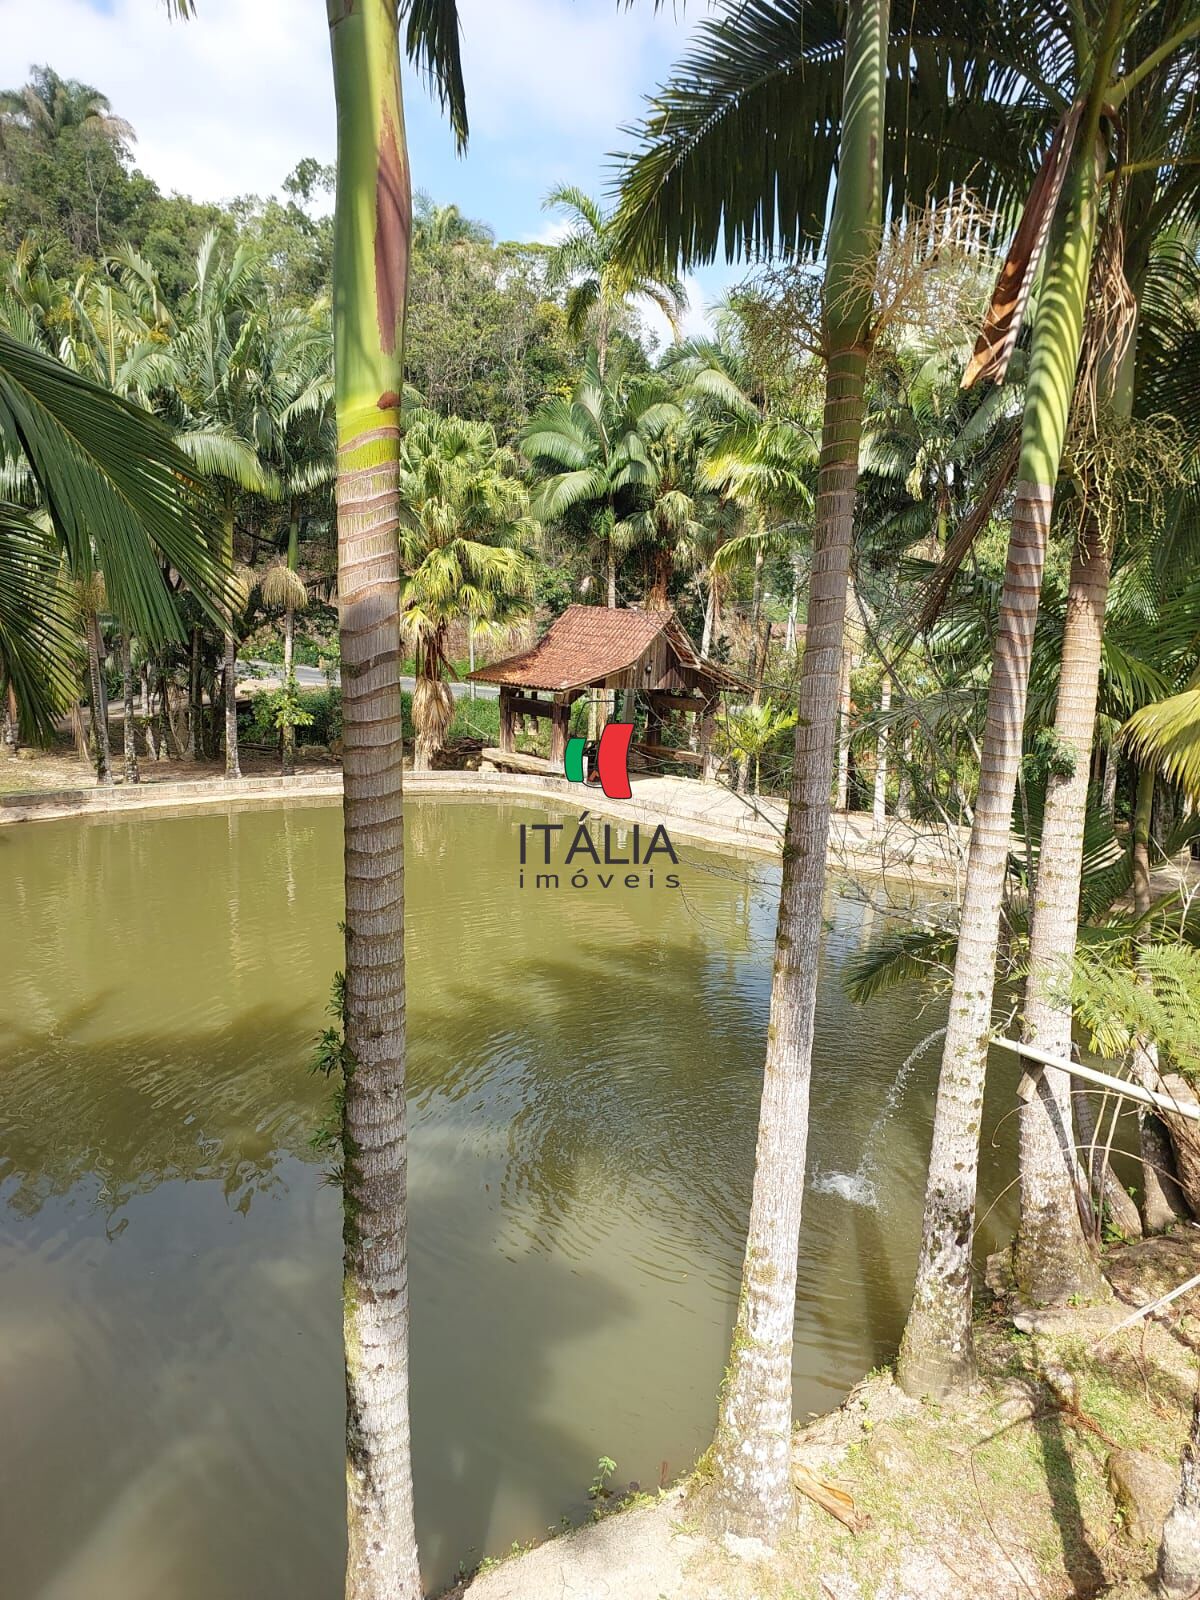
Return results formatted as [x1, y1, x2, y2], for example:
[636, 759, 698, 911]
[0, 328, 228, 637]
[843, 920, 959, 1003]
[0, 503, 77, 739]
[1123, 685, 1200, 801]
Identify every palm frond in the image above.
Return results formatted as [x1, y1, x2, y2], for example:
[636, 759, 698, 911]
[843, 918, 959, 1003]
[1122, 685, 1200, 801]
[0, 328, 228, 637]
[0, 503, 78, 740]
[402, 0, 468, 150]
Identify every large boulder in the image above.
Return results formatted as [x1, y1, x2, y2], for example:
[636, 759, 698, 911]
[1107, 1448, 1179, 1543]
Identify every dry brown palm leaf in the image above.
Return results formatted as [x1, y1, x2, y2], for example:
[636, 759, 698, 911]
[915, 424, 1022, 632]
[963, 104, 1083, 391]
[1073, 198, 1136, 437]
[792, 1461, 868, 1533]
[260, 562, 309, 612]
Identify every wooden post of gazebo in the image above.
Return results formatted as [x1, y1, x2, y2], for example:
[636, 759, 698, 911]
[499, 685, 516, 753]
[549, 695, 572, 766]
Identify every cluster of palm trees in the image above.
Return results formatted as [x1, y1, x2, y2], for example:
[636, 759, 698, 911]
[8, 1, 1200, 1597]
[0, 193, 812, 789]
[605, 0, 1200, 1571]
[0, 229, 334, 779]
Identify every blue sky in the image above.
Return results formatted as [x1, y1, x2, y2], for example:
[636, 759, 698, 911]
[10, 0, 740, 342]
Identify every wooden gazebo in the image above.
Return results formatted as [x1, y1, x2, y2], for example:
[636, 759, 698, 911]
[468, 605, 747, 780]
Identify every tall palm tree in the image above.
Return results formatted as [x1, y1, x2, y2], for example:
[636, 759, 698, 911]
[897, 1, 1200, 1392]
[540, 186, 687, 374]
[711, 0, 890, 1534]
[614, 0, 897, 1539]
[521, 348, 681, 606]
[74, 570, 112, 784]
[610, 0, 1037, 1531]
[412, 190, 492, 249]
[702, 414, 816, 693]
[615, 422, 708, 609]
[324, 2, 466, 1596]
[396, 410, 535, 767]
[1005, 7, 1200, 1301]
[257, 304, 335, 775]
[615, 351, 757, 612]
[0, 65, 133, 148]
[151, 233, 276, 778]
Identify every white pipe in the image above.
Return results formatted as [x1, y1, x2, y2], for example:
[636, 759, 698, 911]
[990, 1034, 1200, 1123]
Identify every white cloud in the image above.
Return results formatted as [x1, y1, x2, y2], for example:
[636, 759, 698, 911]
[523, 217, 574, 247]
[640, 274, 714, 353]
[4, 0, 695, 208]
[6, 0, 334, 203]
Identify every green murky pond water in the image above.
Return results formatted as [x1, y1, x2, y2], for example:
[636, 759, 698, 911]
[0, 798, 1021, 1598]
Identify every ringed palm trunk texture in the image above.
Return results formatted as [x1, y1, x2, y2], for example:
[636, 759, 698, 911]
[898, 124, 1107, 1399]
[1159, 1381, 1200, 1600]
[222, 506, 241, 780]
[710, 0, 886, 1542]
[187, 625, 201, 761]
[835, 641, 853, 810]
[120, 632, 140, 785]
[1015, 296, 1145, 1298]
[1012, 515, 1113, 1303]
[1131, 765, 1190, 1230]
[283, 499, 300, 777]
[86, 611, 113, 786]
[873, 675, 890, 830]
[328, 3, 420, 1596]
[282, 604, 296, 774]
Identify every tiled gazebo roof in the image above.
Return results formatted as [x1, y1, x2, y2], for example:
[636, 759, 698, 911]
[467, 605, 745, 693]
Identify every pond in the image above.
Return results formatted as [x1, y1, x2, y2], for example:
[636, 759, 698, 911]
[0, 798, 1022, 1598]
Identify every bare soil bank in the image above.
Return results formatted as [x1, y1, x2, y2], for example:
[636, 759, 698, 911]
[447, 1232, 1200, 1600]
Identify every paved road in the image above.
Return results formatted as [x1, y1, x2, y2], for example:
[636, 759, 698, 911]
[239, 659, 499, 701]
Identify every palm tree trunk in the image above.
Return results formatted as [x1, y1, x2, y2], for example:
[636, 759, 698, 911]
[1012, 516, 1111, 1302]
[86, 611, 113, 786]
[872, 675, 890, 830]
[120, 632, 139, 785]
[746, 539, 765, 689]
[3, 682, 19, 755]
[223, 627, 240, 778]
[648, 546, 672, 609]
[896, 726, 913, 820]
[898, 100, 1111, 1398]
[283, 499, 299, 777]
[701, 576, 717, 658]
[282, 605, 297, 775]
[606, 538, 617, 608]
[157, 670, 180, 759]
[710, 0, 887, 1543]
[1101, 743, 1118, 818]
[1130, 763, 1190, 1230]
[1071, 1080, 1141, 1240]
[1159, 1379, 1200, 1600]
[187, 625, 201, 761]
[329, 3, 420, 1596]
[222, 504, 241, 780]
[835, 639, 853, 809]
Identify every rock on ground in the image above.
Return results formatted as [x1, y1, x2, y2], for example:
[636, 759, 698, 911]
[1108, 1448, 1180, 1544]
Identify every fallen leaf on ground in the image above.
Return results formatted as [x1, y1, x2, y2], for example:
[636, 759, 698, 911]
[792, 1463, 869, 1533]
